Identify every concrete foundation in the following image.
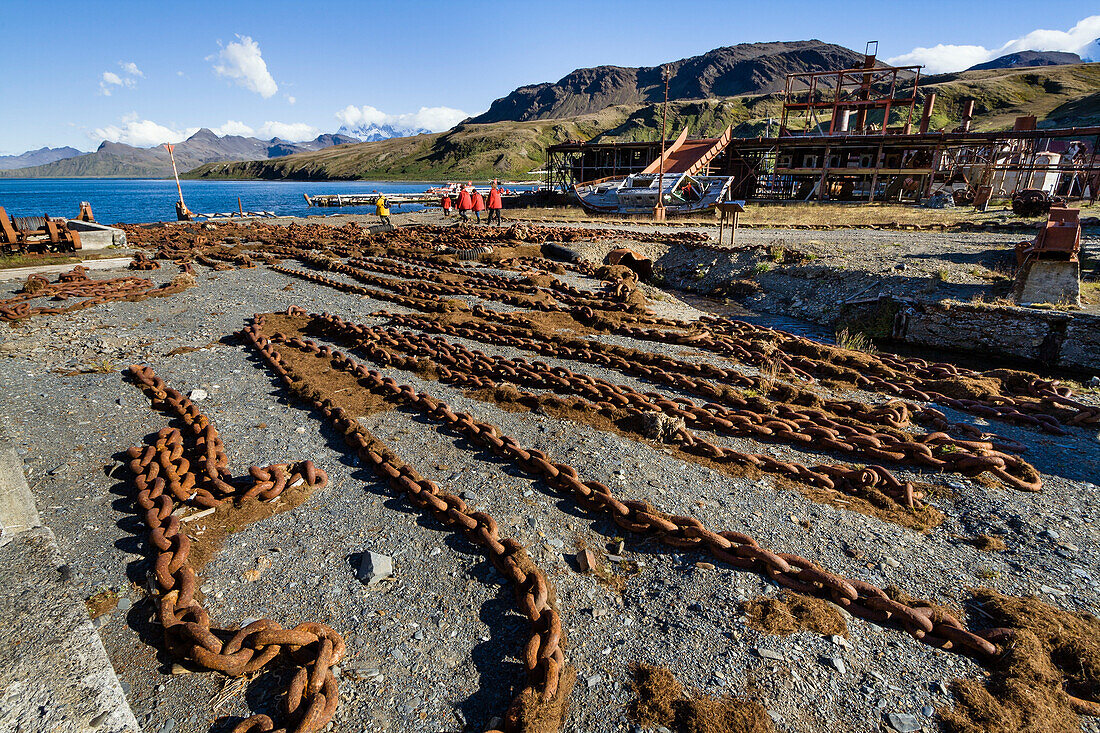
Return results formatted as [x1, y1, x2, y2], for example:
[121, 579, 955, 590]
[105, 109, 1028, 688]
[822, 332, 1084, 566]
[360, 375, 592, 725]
[65, 220, 127, 250]
[1015, 259, 1081, 307]
[0, 421, 138, 733]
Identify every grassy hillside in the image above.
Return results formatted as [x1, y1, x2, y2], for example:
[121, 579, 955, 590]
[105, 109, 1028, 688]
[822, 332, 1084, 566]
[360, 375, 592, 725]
[188, 63, 1100, 182]
[919, 62, 1100, 131]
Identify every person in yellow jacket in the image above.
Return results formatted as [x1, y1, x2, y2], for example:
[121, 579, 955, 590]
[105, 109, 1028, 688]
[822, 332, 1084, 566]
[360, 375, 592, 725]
[373, 190, 391, 227]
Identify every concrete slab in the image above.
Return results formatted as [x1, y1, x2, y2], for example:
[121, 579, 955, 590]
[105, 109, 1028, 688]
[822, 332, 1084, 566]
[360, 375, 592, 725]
[0, 528, 139, 733]
[0, 421, 139, 733]
[0, 425, 39, 539]
[64, 221, 127, 251]
[1016, 259, 1081, 307]
[0, 258, 133, 282]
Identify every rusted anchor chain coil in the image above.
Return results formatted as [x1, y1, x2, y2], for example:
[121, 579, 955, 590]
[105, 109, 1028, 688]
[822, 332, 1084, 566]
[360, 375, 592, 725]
[0, 268, 191, 322]
[250, 310, 1011, 668]
[123, 365, 341, 733]
[241, 315, 572, 733]
[371, 311, 1041, 492]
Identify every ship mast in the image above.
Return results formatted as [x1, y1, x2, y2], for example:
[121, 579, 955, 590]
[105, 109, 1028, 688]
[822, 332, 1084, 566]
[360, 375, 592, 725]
[164, 143, 192, 221]
[654, 66, 669, 221]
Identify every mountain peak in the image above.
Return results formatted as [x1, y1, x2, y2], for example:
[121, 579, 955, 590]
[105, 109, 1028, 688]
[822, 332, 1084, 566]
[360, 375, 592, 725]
[471, 40, 868, 123]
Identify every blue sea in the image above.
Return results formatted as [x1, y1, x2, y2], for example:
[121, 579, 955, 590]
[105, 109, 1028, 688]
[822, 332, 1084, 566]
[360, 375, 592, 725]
[0, 178, 491, 225]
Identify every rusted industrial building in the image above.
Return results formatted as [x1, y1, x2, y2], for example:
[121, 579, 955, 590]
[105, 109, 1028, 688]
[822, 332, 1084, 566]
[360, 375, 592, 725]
[545, 46, 1100, 205]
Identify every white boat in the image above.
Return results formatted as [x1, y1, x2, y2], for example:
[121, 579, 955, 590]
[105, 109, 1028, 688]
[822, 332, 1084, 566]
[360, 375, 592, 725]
[573, 172, 735, 215]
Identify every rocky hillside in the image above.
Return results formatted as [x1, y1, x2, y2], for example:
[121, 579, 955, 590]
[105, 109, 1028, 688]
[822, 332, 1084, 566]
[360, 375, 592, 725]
[0, 130, 359, 178]
[471, 40, 867, 123]
[187, 109, 633, 181]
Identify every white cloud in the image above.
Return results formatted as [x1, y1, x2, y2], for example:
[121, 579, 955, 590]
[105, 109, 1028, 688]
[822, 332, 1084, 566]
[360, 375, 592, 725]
[285, 94, 296, 105]
[212, 35, 278, 98]
[90, 115, 196, 147]
[211, 120, 255, 137]
[99, 62, 143, 96]
[335, 104, 467, 132]
[887, 15, 1100, 73]
[257, 121, 319, 140]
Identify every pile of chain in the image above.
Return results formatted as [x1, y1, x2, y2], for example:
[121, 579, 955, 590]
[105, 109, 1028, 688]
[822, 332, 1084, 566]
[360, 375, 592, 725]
[123, 365, 342, 733]
[243, 313, 572, 732]
[0, 266, 191, 322]
[247, 310, 1057, 697]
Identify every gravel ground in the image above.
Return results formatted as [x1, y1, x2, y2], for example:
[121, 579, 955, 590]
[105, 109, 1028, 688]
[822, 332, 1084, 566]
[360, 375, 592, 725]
[1, 228, 1099, 733]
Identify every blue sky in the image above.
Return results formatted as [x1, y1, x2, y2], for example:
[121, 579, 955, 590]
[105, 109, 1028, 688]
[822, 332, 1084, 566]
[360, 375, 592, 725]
[1, 0, 1098, 153]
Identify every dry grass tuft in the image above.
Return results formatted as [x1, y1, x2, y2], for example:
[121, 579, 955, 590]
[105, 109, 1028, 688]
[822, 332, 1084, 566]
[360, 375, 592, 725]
[739, 592, 848, 637]
[834, 327, 877, 354]
[628, 664, 775, 733]
[940, 589, 1100, 733]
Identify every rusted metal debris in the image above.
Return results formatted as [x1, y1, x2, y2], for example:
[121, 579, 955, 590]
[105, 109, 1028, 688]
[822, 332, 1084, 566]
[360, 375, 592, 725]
[1016, 205, 1081, 266]
[0, 206, 81, 254]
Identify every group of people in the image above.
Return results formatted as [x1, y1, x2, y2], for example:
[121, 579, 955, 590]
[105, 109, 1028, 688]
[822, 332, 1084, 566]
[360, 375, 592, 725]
[372, 180, 507, 227]
[440, 181, 504, 225]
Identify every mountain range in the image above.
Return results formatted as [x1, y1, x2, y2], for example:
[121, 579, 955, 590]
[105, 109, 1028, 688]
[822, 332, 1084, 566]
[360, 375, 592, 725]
[0, 130, 359, 178]
[470, 40, 869, 123]
[0, 146, 84, 171]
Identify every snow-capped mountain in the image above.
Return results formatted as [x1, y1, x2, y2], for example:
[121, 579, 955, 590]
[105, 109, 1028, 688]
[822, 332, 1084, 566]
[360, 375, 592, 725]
[336, 123, 431, 142]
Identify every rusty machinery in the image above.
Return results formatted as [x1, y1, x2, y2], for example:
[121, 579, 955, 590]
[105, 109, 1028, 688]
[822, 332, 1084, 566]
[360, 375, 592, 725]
[1015, 205, 1081, 267]
[0, 207, 81, 254]
[1011, 189, 1061, 218]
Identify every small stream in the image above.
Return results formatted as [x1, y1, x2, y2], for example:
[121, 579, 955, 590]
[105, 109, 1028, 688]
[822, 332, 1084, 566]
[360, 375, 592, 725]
[675, 291, 1090, 381]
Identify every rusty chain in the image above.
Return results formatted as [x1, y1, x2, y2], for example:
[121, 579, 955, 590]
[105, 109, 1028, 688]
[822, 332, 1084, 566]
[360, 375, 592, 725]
[123, 365, 341, 733]
[242, 315, 570, 733]
[0, 267, 192, 322]
[248, 310, 1013, 671]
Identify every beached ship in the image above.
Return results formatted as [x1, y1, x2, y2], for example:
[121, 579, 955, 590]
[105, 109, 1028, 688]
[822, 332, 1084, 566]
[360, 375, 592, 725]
[570, 125, 737, 215]
[573, 173, 734, 214]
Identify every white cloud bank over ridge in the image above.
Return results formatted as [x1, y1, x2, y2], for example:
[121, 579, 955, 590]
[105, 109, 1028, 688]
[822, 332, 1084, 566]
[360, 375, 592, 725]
[90, 115, 320, 147]
[336, 104, 467, 133]
[887, 15, 1100, 73]
[212, 35, 278, 98]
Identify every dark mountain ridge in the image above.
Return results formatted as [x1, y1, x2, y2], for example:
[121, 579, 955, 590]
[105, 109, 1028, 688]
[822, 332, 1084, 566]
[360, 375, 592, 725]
[968, 50, 1082, 71]
[471, 40, 870, 123]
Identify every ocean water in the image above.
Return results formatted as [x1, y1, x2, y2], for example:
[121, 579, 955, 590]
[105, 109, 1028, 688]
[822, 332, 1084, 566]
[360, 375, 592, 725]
[0, 178, 480, 225]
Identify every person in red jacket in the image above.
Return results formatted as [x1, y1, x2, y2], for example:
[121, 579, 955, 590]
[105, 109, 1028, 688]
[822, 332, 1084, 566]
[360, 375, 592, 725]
[487, 181, 503, 226]
[456, 186, 472, 222]
[441, 195, 452, 218]
[471, 189, 486, 224]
